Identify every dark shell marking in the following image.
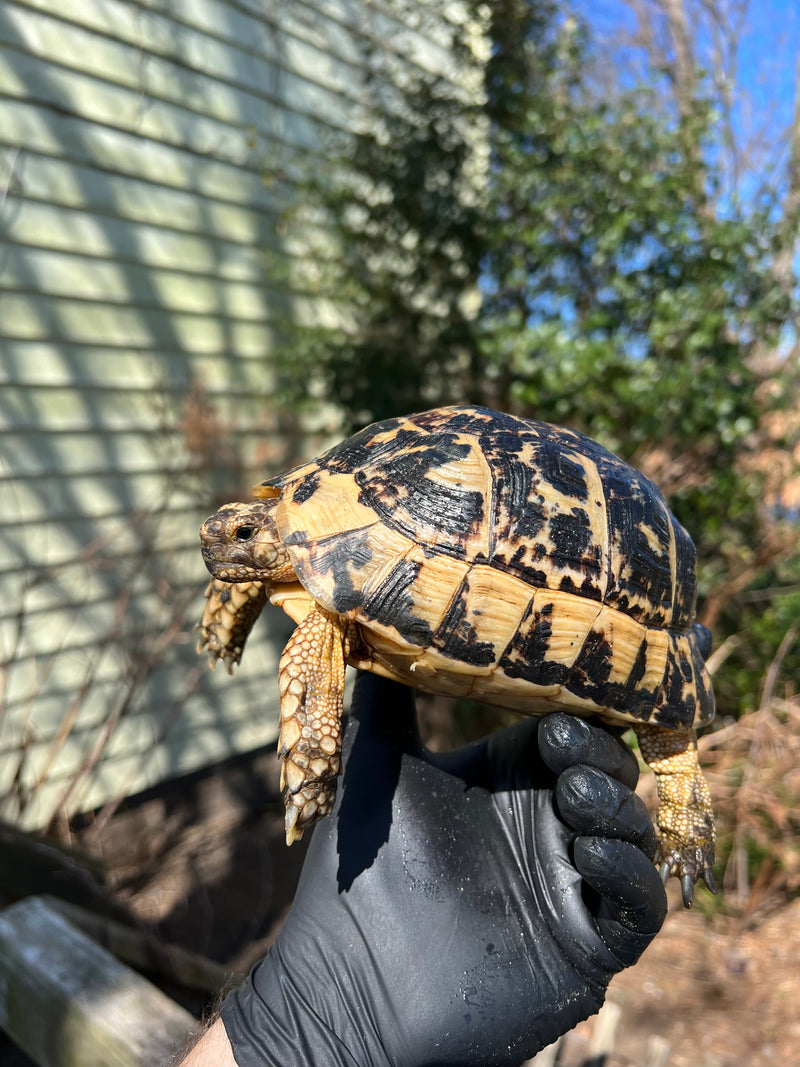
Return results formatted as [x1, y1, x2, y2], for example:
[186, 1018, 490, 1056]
[255, 406, 714, 730]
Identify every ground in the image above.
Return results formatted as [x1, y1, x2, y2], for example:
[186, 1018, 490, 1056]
[593, 894, 800, 1066]
[2, 737, 798, 1066]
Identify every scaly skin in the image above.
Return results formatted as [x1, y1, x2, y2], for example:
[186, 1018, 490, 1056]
[634, 723, 716, 906]
[277, 606, 359, 843]
[197, 579, 268, 674]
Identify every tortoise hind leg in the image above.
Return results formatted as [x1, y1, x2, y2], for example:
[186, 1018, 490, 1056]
[278, 607, 358, 844]
[634, 723, 716, 907]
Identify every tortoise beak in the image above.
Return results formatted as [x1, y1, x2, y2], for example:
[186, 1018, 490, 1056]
[200, 543, 222, 566]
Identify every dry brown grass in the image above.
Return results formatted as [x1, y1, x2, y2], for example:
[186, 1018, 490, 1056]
[700, 695, 800, 918]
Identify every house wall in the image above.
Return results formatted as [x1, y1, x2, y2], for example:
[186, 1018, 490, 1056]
[0, 0, 475, 828]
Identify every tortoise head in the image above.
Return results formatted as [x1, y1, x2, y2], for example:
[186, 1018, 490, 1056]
[200, 500, 297, 583]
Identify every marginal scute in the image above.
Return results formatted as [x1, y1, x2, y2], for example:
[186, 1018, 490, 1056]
[432, 580, 497, 668]
[653, 633, 699, 730]
[250, 482, 281, 500]
[500, 601, 567, 688]
[359, 557, 433, 646]
[566, 614, 651, 715]
[499, 590, 600, 688]
[432, 564, 530, 674]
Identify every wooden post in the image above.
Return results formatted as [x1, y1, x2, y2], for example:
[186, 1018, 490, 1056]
[646, 1034, 671, 1067]
[583, 1000, 622, 1067]
[0, 897, 196, 1067]
[42, 895, 232, 995]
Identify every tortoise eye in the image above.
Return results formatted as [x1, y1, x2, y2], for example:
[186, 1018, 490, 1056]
[234, 525, 256, 542]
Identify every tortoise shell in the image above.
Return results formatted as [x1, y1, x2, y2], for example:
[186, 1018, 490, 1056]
[253, 405, 714, 731]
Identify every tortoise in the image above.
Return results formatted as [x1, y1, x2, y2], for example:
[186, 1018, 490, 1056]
[197, 405, 716, 906]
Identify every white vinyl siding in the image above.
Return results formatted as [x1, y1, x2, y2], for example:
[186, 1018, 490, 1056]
[0, 0, 474, 828]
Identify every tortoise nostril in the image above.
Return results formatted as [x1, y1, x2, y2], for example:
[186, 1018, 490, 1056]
[234, 525, 256, 542]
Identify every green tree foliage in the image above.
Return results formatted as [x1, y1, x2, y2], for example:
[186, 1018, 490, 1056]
[478, 6, 794, 619]
[272, 0, 799, 715]
[273, 61, 489, 428]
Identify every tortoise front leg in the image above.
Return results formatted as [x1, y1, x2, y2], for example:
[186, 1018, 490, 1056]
[634, 723, 716, 907]
[278, 607, 358, 844]
[197, 579, 268, 674]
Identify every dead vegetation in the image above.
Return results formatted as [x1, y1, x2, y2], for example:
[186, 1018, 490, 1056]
[703, 697, 800, 917]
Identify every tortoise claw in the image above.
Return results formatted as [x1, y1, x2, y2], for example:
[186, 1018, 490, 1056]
[284, 802, 304, 846]
[681, 874, 694, 908]
[660, 857, 716, 908]
[703, 867, 718, 895]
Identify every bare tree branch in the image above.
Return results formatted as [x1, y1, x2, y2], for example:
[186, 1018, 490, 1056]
[772, 48, 800, 295]
[659, 0, 697, 114]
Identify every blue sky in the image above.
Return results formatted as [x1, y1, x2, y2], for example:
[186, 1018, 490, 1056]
[572, 0, 800, 187]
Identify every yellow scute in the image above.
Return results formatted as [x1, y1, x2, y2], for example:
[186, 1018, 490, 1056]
[279, 472, 380, 543]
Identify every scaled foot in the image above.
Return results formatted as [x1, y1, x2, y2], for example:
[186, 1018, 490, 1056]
[196, 579, 268, 673]
[634, 723, 716, 907]
[277, 607, 356, 843]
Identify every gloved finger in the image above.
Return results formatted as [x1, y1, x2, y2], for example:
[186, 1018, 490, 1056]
[348, 671, 422, 758]
[556, 765, 657, 860]
[574, 836, 667, 968]
[538, 714, 639, 789]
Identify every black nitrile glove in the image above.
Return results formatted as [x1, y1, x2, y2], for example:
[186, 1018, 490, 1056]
[221, 673, 667, 1067]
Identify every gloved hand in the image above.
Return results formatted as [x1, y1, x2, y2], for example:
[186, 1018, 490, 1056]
[220, 673, 667, 1067]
